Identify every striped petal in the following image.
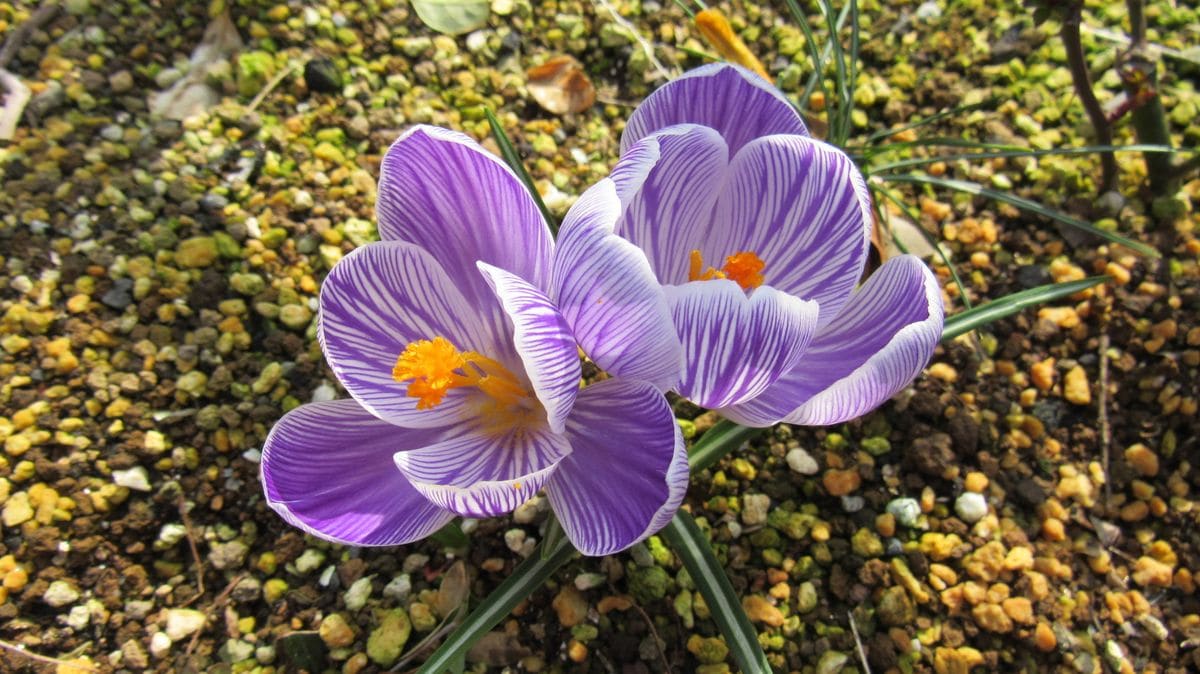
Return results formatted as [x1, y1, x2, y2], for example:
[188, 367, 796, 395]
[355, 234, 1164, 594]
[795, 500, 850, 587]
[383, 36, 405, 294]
[394, 422, 571, 518]
[615, 124, 728, 285]
[723, 255, 944, 427]
[667, 280, 819, 409]
[477, 262, 580, 434]
[261, 399, 454, 546]
[708, 134, 873, 329]
[553, 179, 683, 391]
[545, 379, 688, 556]
[621, 63, 809, 156]
[376, 125, 553, 317]
[319, 241, 504, 428]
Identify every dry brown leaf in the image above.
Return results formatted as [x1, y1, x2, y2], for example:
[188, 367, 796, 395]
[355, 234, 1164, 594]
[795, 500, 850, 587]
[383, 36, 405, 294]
[526, 55, 596, 115]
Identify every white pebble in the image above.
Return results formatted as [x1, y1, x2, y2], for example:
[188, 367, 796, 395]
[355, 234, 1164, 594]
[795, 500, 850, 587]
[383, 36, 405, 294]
[43, 580, 80, 607]
[343, 576, 373, 612]
[954, 492, 988, 523]
[886, 498, 922, 528]
[165, 609, 206, 641]
[786, 448, 819, 475]
[112, 466, 152, 492]
[383, 574, 412, 600]
[150, 631, 172, 659]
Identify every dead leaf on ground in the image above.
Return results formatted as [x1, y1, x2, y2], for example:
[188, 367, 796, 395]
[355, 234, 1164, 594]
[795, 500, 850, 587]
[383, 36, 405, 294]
[526, 55, 595, 115]
[432, 560, 469, 619]
[466, 631, 531, 666]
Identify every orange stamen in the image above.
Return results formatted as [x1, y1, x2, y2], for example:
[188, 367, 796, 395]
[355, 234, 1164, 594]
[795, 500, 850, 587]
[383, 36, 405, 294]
[721, 251, 766, 290]
[687, 249, 766, 290]
[393, 337, 528, 410]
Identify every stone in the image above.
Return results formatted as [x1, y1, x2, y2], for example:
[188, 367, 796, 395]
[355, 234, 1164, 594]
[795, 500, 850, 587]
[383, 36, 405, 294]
[149, 632, 172, 659]
[366, 609, 411, 667]
[344, 576, 373, 612]
[741, 493, 770, 526]
[44, 580, 80, 607]
[786, 448, 819, 474]
[815, 651, 850, 674]
[175, 237, 219, 268]
[877, 585, 915, 626]
[552, 586, 588, 628]
[1063, 366, 1091, 405]
[319, 613, 355, 648]
[112, 466, 152, 492]
[954, 492, 988, 523]
[887, 498, 922, 528]
[209, 540, 249, 570]
[742, 595, 784, 626]
[304, 58, 343, 93]
[165, 609, 207, 640]
[3, 491, 34, 527]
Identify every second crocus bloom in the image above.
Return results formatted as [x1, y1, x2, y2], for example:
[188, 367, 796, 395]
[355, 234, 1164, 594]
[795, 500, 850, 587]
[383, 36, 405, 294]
[557, 63, 944, 427]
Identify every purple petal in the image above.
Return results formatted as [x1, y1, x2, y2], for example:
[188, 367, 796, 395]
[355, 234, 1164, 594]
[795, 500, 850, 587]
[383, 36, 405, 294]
[616, 124, 729, 284]
[621, 63, 809, 156]
[376, 125, 553, 311]
[667, 280, 819, 409]
[722, 256, 944, 426]
[477, 262, 580, 434]
[261, 399, 454, 546]
[553, 179, 683, 391]
[394, 422, 571, 518]
[608, 136, 660, 206]
[708, 135, 873, 329]
[319, 240, 506, 429]
[545, 378, 688, 556]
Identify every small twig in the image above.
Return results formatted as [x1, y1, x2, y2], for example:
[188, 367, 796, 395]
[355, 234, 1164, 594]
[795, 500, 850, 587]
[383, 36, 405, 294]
[177, 494, 206, 607]
[247, 62, 298, 112]
[184, 574, 247, 658]
[1098, 329, 1112, 508]
[615, 584, 672, 674]
[0, 2, 61, 71]
[847, 611, 873, 674]
[0, 639, 98, 672]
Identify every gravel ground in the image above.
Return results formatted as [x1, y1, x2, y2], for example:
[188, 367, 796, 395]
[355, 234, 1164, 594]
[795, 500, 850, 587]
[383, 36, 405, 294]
[0, 0, 1198, 672]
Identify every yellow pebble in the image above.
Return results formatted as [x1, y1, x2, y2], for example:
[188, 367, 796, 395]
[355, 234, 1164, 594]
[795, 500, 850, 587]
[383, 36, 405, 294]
[964, 472, 988, 493]
[1063, 366, 1091, 405]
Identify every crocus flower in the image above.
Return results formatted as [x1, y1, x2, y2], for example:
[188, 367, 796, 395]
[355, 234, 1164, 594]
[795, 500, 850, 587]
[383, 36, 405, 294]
[260, 126, 687, 556]
[558, 64, 944, 427]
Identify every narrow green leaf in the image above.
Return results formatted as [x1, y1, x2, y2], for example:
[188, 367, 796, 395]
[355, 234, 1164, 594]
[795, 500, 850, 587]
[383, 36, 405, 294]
[688, 418, 766, 473]
[417, 536, 575, 674]
[871, 143, 1179, 173]
[429, 521, 469, 548]
[411, 0, 489, 35]
[882, 173, 1160, 258]
[541, 516, 565, 561]
[662, 511, 771, 674]
[784, 0, 830, 114]
[870, 183, 972, 310]
[941, 276, 1108, 341]
[863, 98, 1000, 144]
[485, 108, 559, 237]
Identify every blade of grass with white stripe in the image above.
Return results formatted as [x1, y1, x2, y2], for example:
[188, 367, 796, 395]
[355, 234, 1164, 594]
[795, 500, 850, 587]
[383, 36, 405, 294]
[882, 173, 1160, 257]
[688, 418, 767, 473]
[861, 97, 1001, 145]
[485, 107, 559, 236]
[416, 535, 576, 674]
[783, 0, 831, 114]
[941, 276, 1108, 341]
[662, 510, 772, 674]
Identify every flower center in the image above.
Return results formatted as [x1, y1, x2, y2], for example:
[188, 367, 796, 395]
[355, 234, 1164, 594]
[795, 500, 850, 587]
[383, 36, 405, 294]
[688, 249, 765, 290]
[393, 336, 528, 410]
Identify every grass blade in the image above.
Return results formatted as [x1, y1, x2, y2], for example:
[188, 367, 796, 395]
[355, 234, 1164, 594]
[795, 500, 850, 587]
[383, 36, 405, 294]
[870, 143, 1179, 173]
[784, 0, 830, 114]
[661, 511, 771, 674]
[485, 108, 559, 236]
[941, 276, 1108, 341]
[882, 173, 1160, 257]
[688, 418, 766, 473]
[417, 536, 576, 673]
[870, 182, 972, 310]
[429, 521, 469, 548]
[863, 97, 1000, 144]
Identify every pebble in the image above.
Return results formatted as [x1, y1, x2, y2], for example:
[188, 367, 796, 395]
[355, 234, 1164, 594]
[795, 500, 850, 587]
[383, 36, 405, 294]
[786, 447, 819, 475]
[1063, 366, 1091, 405]
[383, 574, 412, 600]
[2, 491, 34, 526]
[174, 236, 220, 268]
[1124, 443, 1159, 477]
[552, 586, 588, 627]
[209, 540, 249, 570]
[112, 466, 152, 491]
[815, 651, 850, 674]
[954, 492, 988, 523]
[319, 613, 355, 648]
[344, 576, 373, 611]
[886, 498, 922, 528]
[165, 608, 207, 640]
[742, 595, 784, 626]
[741, 493, 770, 525]
[366, 609, 411, 667]
[294, 548, 326, 573]
[823, 468, 861, 496]
[44, 580, 81, 607]
[1131, 556, 1173, 587]
[149, 632, 172, 659]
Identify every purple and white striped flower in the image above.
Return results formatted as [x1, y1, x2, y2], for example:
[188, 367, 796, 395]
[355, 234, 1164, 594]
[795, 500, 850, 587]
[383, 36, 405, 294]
[558, 63, 944, 427]
[260, 126, 687, 556]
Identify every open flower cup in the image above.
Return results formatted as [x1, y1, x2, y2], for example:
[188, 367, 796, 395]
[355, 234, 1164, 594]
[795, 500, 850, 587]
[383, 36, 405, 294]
[559, 63, 945, 428]
[260, 126, 688, 557]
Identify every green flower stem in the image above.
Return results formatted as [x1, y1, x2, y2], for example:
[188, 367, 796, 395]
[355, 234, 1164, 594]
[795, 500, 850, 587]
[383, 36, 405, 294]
[661, 511, 772, 674]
